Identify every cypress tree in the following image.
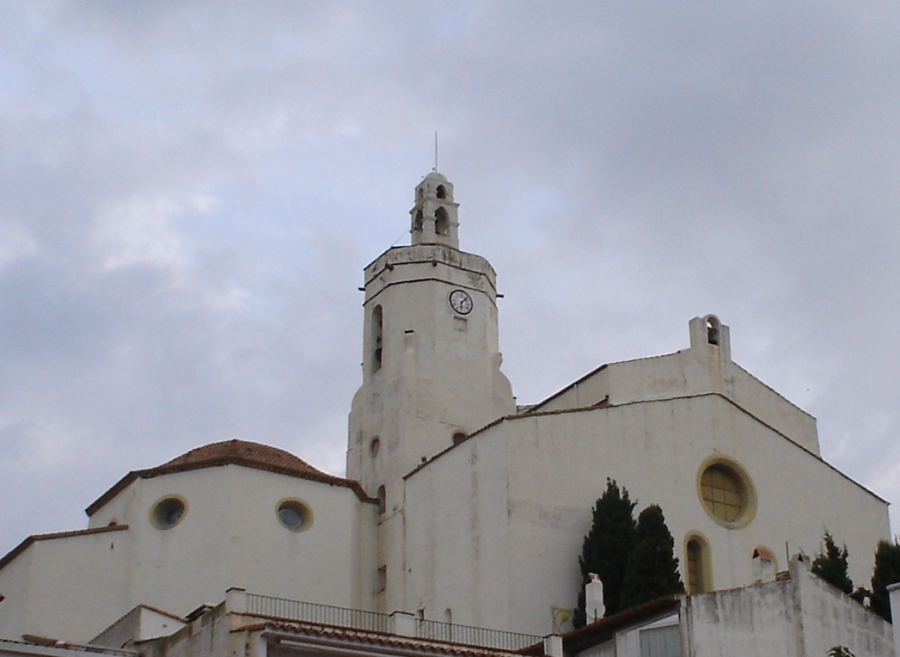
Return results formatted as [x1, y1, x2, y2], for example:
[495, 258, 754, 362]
[574, 479, 637, 626]
[870, 538, 900, 621]
[619, 504, 684, 611]
[811, 531, 853, 594]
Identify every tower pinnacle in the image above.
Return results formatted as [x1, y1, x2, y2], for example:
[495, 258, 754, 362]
[410, 171, 459, 249]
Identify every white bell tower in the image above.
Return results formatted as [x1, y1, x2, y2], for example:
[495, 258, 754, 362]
[347, 171, 515, 611]
[410, 173, 459, 248]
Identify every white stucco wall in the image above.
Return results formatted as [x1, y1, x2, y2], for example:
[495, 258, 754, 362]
[0, 465, 378, 644]
[404, 393, 889, 636]
[794, 567, 894, 657]
[0, 547, 32, 640]
[0, 528, 132, 643]
[123, 466, 375, 617]
[531, 318, 819, 455]
[401, 426, 510, 630]
[687, 564, 894, 657]
[687, 580, 798, 656]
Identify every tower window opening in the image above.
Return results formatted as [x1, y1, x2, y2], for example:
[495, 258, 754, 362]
[706, 316, 720, 345]
[686, 536, 709, 594]
[435, 207, 449, 236]
[436, 185, 447, 199]
[372, 306, 384, 372]
[414, 209, 423, 232]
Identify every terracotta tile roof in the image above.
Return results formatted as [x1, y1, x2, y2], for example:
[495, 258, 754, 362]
[136, 604, 186, 623]
[234, 620, 520, 657]
[86, 439, 376, 517]
[15, 635, 137, 655]
[163, 439, 329, 475]
[0, 525, 129, 571]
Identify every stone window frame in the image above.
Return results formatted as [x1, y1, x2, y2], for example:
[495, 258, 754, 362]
[696, 456, 757, 529]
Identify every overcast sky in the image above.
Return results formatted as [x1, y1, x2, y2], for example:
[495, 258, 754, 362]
[2, 2, 900, 565]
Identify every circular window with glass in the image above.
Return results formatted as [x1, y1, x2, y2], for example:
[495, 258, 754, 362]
[150, 496, 187, 530]
[277, 499, 314, 532]
[698, 458, 755, 528]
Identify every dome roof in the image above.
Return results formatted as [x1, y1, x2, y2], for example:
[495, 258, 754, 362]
[422, 170, 448, 182]
[162, 439, 326, 476]
[86, 439, 371, 516]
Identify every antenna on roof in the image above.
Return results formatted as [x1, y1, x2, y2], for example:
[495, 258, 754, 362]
[434, 131, 438, 172]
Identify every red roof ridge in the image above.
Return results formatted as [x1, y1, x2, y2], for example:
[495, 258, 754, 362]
[0, 524, 129, 571]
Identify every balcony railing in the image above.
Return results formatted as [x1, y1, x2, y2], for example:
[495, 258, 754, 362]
[246, 594, 390, 633]
[243, 593, 541, 652]
[417, 618, 540, 652]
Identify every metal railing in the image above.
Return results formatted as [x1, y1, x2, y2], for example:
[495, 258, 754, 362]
[417, 619, 540, 652]
[246, 594, 390, 633]
[243, 593, 542, 652]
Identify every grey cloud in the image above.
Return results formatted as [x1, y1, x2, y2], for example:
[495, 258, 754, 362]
[2, 1, 900, 558]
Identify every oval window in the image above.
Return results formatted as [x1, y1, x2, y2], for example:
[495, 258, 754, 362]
[150, 496, 187, 530]
[277, 499, 314, 532]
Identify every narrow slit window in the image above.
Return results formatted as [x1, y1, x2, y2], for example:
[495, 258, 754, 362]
[377, 485, 386, 515]
[372, 306, 383, 372]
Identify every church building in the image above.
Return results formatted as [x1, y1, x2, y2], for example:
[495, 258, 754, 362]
[0, 171, 891, 648]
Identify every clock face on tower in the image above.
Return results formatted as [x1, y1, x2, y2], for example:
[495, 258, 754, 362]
[449, 289, 473, 315]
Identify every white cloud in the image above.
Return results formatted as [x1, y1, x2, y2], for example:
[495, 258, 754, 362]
[94, 195, 187, 271]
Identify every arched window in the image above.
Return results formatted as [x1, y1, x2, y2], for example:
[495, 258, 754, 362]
[372, 306, 383, 372]
[414, 209, 423, 232]
[435, 207, 449, 236]
[436, 185, 447, 199]
[686, 535, 710, 594]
